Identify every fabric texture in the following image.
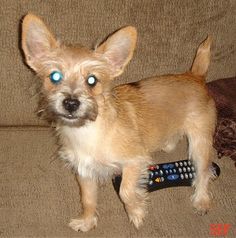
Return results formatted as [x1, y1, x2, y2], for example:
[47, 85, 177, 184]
[208, 77, 236, 165]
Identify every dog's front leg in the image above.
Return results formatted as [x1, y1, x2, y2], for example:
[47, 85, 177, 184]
[69, 175, 98, 232]
[119, 163, 148, 229]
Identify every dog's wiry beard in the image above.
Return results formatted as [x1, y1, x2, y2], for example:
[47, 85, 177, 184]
[53, 95, 98, 127]
[37, 90, 98, 127]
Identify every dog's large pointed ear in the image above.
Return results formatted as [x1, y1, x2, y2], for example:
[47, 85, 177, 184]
[21, 13, 58, 71]
[96, 26, 137, 77]
[191, 36, 212, 77]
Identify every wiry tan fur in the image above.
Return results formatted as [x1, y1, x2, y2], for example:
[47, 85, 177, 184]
[21, 13, 216, 232]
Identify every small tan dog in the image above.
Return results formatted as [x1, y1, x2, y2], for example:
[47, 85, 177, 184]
[21, 14, 216, 232]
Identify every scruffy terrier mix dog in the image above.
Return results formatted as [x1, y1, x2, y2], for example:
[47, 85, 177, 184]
[21, 14, 216, 232]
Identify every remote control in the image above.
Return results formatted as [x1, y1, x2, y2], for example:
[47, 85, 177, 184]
[112, 159, 220, 193]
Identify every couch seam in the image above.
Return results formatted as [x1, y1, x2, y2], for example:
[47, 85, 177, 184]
[0, 126, 52, 131]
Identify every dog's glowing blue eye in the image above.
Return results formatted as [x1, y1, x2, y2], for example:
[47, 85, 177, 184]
[87, 75, 97, 87]
[50, 71, 63, 84]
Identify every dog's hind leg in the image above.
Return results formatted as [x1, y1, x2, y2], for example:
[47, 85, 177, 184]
[186, 104, 216, 214]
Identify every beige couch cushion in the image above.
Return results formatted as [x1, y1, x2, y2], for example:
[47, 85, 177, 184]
[0, 0, 235, 126]
[0, 129, 235, 237]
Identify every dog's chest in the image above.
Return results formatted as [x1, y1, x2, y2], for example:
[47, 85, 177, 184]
[58, 122, 119, 180]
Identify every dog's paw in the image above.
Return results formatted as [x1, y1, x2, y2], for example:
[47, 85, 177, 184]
[191, 193, 210, 215]
[69, 216, 97, 232]
[127, 206, 146, 229]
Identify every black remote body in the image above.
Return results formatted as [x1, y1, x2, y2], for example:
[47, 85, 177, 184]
[112, 159, 220, 193]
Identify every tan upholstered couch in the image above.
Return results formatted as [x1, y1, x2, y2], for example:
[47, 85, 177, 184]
[0, 1, 235, 237]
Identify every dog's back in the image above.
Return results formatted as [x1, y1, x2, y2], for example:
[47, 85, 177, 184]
[112, 37, 216, 154]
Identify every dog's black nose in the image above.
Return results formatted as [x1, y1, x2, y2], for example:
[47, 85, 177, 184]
[63, 98, 80, 113]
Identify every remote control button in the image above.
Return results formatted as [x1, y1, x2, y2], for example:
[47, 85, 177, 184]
[159, 170, 163, 175]
[179, 162, 183, 166]
[185, 173, 188, 179]
[155, 171, 159, 176]
[187, 167, 191, 172]
[188, 160, 192, 165]
[175, 162, 179, 167]
[149, 171, 154, 178]
[149, 166, 155, 170]
[178, 168, 182, 173]
[156, 165, 159, 170]
[189, 173, 193, 179]
[183, 167, 186, 172]
[193, 172, 196, 177]
[167, 174, 179, 180]
[184, 161, 187, 166]
[191, 166, 195, 172]
[169, 169, 173, 173]
[155, 177, 161, 183]
[163, 163, 174, 169]
[161, 177, 164, 182]
[165, 170, 169, 174]
[149, 180, 154, 185]
[173, 169, 177, 173]
[180, 174, 184, 179]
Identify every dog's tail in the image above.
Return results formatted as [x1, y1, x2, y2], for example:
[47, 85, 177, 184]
[190, 36, 212, 79]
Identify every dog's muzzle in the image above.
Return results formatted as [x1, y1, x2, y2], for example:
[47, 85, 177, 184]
[63, 97, 80, 113]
